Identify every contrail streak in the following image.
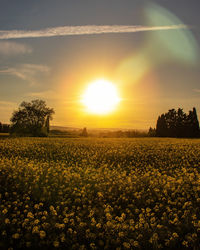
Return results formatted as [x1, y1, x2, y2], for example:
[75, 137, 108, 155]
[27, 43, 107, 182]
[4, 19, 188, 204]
[0, 24, 188, 40]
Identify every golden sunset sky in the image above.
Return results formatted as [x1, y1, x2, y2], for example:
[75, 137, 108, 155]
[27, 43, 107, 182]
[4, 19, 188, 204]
[0, 0, 200, 129]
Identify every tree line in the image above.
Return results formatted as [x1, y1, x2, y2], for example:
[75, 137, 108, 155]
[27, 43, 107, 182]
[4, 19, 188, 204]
[1, 99, 200, 138]
[99, 130, 148, 138]
[0, 122, 10, 133]
[149, 107, 200, 138]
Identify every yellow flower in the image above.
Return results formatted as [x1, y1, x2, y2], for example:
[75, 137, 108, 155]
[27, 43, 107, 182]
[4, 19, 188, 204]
[90, 243, 96, 249]
[12, 233, 20, 239]
[32, 226, 39, 234]
[39, 230, 46, 239]
[41, 216, 46, 221]
[96, 223, 101, 229]
[91, 217, 96, 224]
[123, 242, 131, 249]
[63, 217, 69, 223]
[118, 231, 124, 237]
[33, 219, 40, 225]
[106, 213, 112, 220]
[106, 221, 112, 227]
[182, 241, 189, 247]
[27, 212, 34, 219]
[53, 240, 60, 248]
[2, 230, 7, 236]
[49, 205, 54, 211]
[60, 233, 65, 242]
[55, 223, 65, 229]
[172, 232, 179, 238]
[51, 210, 57, 216]
[68, 228, 73, 234]
[43, 211, 48, 216]
[97, 192, 103, 198]
[34, 204, 39, 210]
[2, 208, 8, 214]
[132, 241, 139, 247]
[5, 218, 10, 224]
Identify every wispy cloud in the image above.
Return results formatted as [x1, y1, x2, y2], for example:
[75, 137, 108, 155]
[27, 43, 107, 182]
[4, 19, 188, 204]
[0, 41, 32, 56]
[0, 64, 50, 85]
[0, 24, 188, 40]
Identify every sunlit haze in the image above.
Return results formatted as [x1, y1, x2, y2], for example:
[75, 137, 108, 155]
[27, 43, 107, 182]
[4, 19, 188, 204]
[0, 0, 200, 129]
[81, 79, 121, 115]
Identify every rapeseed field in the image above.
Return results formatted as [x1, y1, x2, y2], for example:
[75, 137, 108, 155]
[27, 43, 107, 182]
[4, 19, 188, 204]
[0, 137, 200, 249]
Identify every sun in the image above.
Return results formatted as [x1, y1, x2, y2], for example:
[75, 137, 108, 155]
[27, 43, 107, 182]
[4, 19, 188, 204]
[81, 79, 121, 115]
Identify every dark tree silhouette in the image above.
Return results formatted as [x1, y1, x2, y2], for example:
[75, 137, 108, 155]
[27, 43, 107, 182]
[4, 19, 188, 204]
[156, 114, 168, 137]
[0, 122, 10, 133]
[2, 124, 10, 133]
[190, 107, 200, 137]
[45, 115, 50, 134]
[176, 108, 186, 137]
[166, 109, 177, 137]
[148, 127, 156, 137]
[80, 127, 88, 137]
[155, 107, 200, 138]
[10, 99, 54, 137]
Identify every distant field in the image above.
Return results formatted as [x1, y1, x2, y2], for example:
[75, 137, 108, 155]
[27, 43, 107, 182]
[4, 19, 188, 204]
[0, 137, 200, 249]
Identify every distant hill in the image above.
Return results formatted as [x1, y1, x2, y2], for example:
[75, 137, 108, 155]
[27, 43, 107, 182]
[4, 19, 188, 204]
[51, 126, 147, 132]
[50, 126, 80, 131]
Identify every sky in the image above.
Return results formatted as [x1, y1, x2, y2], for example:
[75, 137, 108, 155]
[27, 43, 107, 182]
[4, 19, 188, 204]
[0, 0, 200, 129]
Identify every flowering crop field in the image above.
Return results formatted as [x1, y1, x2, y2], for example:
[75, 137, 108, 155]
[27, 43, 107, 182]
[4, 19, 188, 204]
[0, 137, 200, 249]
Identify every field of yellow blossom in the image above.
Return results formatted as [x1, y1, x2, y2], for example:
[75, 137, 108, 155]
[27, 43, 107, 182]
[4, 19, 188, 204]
[0, 137, 200, 249]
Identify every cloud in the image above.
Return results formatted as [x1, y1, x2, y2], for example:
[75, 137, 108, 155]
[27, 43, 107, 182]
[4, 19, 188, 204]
[0, 24, 188, 40]
[0, 64, 50, 85]
[0, 41, 32, 55]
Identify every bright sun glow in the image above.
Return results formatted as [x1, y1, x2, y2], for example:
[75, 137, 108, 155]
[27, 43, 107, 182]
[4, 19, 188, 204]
[81, 79, 121, 114]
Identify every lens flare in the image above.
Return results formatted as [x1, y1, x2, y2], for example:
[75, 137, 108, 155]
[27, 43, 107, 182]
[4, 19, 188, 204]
[115, 2, 199, 86]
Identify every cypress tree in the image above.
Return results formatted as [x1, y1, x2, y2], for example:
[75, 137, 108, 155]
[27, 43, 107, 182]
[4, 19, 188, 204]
[191, 107, 200, 137]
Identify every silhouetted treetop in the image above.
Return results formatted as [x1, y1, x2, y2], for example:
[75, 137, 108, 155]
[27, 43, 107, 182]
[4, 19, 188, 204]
[10, 99, 54, 137]
[80, 127, 88, 137]
[155, 107, 200, 138]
